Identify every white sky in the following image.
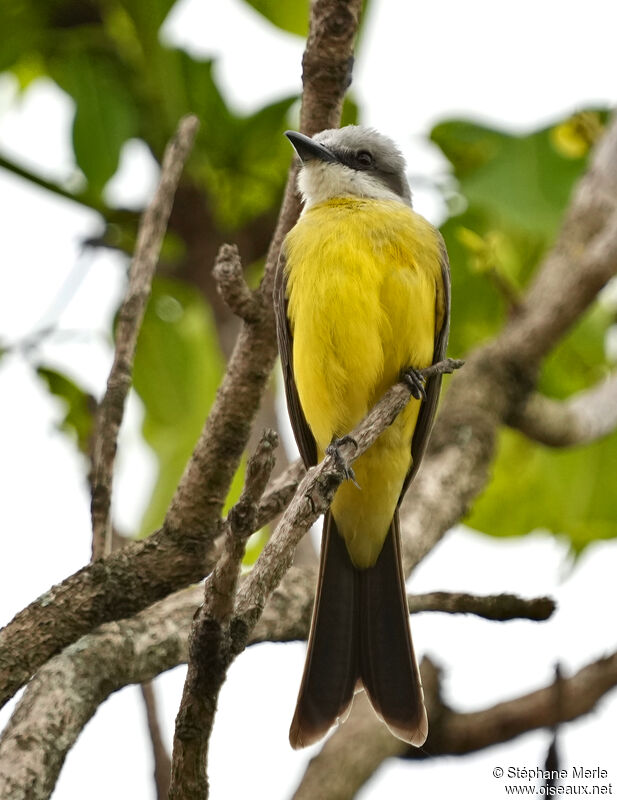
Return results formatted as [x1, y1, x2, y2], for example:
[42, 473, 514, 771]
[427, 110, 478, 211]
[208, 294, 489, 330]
[1, 0, 616, 798]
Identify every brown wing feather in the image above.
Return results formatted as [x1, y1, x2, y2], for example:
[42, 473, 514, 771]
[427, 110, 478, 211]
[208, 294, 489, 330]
[400, 235, 451, 500]
[274, 248, 318, 468]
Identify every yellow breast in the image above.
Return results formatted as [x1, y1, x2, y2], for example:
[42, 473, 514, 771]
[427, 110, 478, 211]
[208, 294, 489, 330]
[284, 196, 442, 566]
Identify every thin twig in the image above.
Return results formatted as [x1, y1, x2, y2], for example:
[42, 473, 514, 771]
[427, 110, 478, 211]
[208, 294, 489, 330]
[206, 430, 278, 623]
[408, 591, 555, 621]
[254, 459, 306, 531]
[213, 243, 261, 323]
[90, 114, 200, 559]
[140, 681, 172, 800]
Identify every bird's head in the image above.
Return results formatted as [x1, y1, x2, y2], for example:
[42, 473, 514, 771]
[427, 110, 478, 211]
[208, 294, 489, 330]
[285, 125, 412, 209]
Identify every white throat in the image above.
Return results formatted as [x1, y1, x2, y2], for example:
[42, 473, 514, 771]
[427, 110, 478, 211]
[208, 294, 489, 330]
[297, 161, 407, 210]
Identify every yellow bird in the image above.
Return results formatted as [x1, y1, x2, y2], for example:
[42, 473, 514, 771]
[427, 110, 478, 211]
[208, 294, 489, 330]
[274, 126, 450, 749]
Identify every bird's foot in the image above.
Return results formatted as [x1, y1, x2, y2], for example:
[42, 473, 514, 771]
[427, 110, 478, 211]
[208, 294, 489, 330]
[402, 367, 427, 401]
[326, 435, 361, 489]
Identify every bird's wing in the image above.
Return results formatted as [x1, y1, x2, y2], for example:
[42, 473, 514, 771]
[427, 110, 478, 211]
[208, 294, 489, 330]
[274, 248, 318, 468]
[400, 235, 451, 499]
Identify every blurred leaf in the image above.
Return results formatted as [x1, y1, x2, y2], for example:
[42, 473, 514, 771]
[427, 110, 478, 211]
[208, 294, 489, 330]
[241, 0, 372, 39]
[243, 527, 269, 566]
[467, 427, 617, 552]
[11, 54, 48, 90]
[550, 111, 605, 160]
[240, 0, 309, 36]
[116, 0, 177, 46]
[340, 95, 359, 128]
[36, 367, 95, 454]
[51, 50, 139, 192]
[539, 303, 614, 399]
[176, 51, 232, 136]
[140, 49, 232, 150]
[0, 2, 43, 72]
[132, 277, 225, 536]
[440, 207, 545, 357]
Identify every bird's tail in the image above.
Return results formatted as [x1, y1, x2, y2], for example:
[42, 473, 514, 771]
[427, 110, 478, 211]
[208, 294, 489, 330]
[289, 511, 428, 749]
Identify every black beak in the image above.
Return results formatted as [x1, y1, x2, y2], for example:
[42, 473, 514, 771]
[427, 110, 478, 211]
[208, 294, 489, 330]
[285, 130, 337, 164]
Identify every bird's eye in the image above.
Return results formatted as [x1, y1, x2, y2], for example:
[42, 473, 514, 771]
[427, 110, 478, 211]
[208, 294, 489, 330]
[356, 150, 374, 168]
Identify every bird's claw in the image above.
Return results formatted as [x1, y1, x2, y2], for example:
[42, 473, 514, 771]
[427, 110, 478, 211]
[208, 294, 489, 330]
[402, 367, 427, 401]
[326, 436, 361, 489]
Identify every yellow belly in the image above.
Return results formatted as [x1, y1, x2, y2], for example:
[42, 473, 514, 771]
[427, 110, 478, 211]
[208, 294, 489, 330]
[285, 197, 441, 567]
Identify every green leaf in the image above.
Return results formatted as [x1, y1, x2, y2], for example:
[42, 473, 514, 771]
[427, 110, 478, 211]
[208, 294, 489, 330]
[240, 0, 309, 36]
[243, 528, 269, 566]
[340, 95, 359, 128]
[51, 51, 139, 193]
[440, 207, 547, 358]
[132, 277, 225, 536]
[539, 302, 614, 399]
[128, 48, 235, 158]
[467, 427, 617, 552]
[116, 0, 177, 46]
[240, 0, 373, 39]
[36, 367, 95, 454]
[176, 51, 232, 134]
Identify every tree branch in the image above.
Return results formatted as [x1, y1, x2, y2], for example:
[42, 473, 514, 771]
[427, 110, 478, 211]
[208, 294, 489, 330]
[259, 0, 364, 303]
[508, 373, 617, 447]
[165, 354, 461, 794]
[90, 114, 200, 559]
[299, 0, 359, 136]
[1, 107, 615, 727]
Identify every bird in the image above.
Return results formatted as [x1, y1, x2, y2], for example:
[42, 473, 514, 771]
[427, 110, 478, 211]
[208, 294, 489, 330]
[274, 124, 451, 749]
